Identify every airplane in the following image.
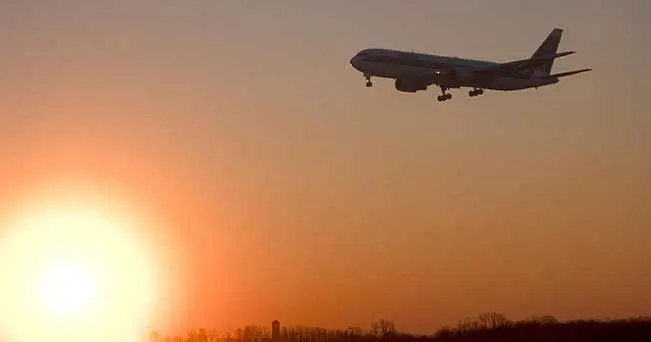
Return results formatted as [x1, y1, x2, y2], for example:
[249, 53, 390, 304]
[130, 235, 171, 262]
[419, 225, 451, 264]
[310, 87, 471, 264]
[349, 28, 591, 102]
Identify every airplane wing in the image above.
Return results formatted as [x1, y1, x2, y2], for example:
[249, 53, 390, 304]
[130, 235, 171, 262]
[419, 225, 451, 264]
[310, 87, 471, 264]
[474, 51, 575, 75]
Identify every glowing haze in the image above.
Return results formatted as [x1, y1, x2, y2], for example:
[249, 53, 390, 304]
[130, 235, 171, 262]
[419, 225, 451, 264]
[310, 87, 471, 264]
[0, 184, 168, 342]
[0, 0, 650, 338]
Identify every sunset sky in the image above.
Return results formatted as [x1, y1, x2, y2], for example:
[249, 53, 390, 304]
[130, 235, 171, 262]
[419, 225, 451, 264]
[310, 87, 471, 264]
[0, 0, 650, 337]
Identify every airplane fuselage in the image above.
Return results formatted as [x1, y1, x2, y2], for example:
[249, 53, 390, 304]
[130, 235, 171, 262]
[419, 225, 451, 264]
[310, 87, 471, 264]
[350, 48, 559, 91]
[349, 29, 590, 102]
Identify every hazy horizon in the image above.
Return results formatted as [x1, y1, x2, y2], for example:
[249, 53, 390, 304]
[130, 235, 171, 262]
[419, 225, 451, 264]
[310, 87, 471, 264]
[1, 0, 650, 338]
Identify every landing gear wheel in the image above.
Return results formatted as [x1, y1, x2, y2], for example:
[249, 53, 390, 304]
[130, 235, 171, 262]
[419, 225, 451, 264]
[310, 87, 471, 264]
[437, 93, 452, 102]
[437, 87, 452, 102]
[469, 88, 484, 97]
[364, 75, 373, 87]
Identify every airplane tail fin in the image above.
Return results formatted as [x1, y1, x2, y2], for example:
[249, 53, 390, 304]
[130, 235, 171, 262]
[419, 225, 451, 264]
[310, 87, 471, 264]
[531, 28, 563, 75]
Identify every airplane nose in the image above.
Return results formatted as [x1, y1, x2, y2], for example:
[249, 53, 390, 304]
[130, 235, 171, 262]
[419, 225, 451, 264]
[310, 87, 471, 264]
[350, 55, 361, 69]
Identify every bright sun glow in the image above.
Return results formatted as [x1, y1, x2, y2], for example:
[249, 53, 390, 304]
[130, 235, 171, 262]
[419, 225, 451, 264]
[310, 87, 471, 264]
[40, 261, 97, 316]
[0, 192, 160, 342]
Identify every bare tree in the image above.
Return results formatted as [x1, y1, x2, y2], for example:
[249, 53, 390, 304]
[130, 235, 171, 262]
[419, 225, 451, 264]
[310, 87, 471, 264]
[369, 320, 397, 338]
[206, 329, 221, 342]
[346, 326, 363, 337]
[476, 312, 510, 329]
[370, 322, 381, 338]
[457, 317, 479, 334]
[434, 326, 455, 338]
[380, 319, 397, 337]
[241, 325, 269, 341]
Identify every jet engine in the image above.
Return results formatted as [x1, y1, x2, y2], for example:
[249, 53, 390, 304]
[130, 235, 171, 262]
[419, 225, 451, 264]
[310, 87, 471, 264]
[394, 78, 428, 93]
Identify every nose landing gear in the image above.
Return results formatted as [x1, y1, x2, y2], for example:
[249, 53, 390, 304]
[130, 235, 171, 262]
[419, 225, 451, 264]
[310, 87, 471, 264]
[364, 74, 373, 87]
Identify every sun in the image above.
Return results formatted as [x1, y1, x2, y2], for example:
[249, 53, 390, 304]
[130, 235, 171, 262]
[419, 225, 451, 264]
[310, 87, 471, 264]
[0, 193, 161, 342]
[39, 261, 97, 316]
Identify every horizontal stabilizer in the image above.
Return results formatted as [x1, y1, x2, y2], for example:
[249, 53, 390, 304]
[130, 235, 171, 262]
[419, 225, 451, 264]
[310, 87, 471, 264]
[513, 50, 575, 67]
[477, 51, 575, 74]
[535, 50, 575, 61]
[545, 68, 592, 79]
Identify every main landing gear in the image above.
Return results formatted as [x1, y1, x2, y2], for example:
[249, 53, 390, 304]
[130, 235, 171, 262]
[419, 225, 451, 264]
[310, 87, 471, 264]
[437, 86, 452, 102]
[469, 88, 484, 97]
[364, 74, 373, 87]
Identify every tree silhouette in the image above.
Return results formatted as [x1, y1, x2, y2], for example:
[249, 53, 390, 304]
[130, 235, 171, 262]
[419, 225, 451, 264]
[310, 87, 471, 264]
[476, 312, 510, 329]
[146, 313, 651, 342]
[369, 319, 397, 338]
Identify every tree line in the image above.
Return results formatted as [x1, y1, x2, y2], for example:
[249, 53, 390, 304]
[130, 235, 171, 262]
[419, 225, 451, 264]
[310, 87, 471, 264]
[149, 313, 651, 342]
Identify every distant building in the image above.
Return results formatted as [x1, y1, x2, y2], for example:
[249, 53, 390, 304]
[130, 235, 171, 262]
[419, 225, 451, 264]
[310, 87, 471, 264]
[272, 320, 281, 341]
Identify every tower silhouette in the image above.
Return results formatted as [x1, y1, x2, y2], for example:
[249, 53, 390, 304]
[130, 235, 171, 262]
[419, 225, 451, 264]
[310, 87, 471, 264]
[272, 320, 281, 341]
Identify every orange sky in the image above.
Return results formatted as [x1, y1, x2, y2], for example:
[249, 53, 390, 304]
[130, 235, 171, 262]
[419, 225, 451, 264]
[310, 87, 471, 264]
[0, 0, 650, 336]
